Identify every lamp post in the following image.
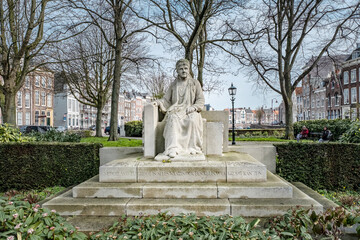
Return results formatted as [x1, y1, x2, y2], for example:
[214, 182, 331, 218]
[228, 83, 237, 145]
[271, 98, 278, 125]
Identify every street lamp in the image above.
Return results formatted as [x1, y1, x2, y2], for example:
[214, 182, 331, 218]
[271, 98, 278, 125]
[228, 83, 237, 145]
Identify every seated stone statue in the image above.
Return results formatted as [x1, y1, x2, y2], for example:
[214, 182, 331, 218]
[153, 59, 205, 159]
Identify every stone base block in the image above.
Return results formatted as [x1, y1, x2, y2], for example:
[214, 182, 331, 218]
[99, 152, 267, 183]
[218, 172, 292, 198]
[72, 176, 144, 198]
[230, 183, 323, 217]
[42, 191, 129, 216]
[126, 198, 230, 216]
[143, 183, 218, 198]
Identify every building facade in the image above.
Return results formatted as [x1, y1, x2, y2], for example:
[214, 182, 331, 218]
[341, 44, 360, 119]
[13, 69, 54, 126]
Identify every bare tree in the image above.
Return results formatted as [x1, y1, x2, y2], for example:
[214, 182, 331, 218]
[255, 107, 264, 125]
[227, 0, 360, 139]
[67, 0, 152, 141]
[132, 0, 241, 87]
[0, 0, 71, 125]
[140, 69, 171, 99]
[56, 26, 114, 137]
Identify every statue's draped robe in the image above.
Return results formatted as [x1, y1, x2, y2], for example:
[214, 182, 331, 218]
[158, 77, 205, 155]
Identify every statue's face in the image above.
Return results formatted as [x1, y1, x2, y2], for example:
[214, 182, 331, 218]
[177, 63, 189, 79]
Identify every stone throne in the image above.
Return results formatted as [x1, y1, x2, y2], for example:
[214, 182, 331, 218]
[143, 103, 228, 159]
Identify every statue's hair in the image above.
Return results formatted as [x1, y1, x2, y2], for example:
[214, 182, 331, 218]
[176, 59, 190, 69]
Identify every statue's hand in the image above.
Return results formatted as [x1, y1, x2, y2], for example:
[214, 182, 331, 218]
[186, 106, 196, 115]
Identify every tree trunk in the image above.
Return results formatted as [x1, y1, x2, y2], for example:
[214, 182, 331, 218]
[197, 29, 205, 87]
[95, 105, 103, 137]
[108, 40, 122, 141]
[185, 46, 194, 78]
[284, 98, 294, 139]
[3, 91, 16, 125]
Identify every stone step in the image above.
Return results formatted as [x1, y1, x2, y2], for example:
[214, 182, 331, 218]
[99, 152, 267, 183]
[43, 183, 320, 220]
[73, 172, 292, 199]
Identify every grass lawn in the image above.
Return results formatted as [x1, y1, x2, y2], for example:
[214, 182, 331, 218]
[81, 136, 142, 147]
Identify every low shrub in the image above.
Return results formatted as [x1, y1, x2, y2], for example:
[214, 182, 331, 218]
[276, 143, 360, 191]
[89, 213, 276, 240]
[0, 124, 32, 143]
[69, 130, 93, 138]
[125, 121, 143, 137]
[339, 120, 360, 143]
[0, 197, 87, 240]
[28, 128, 81, 142]
[294, 119, 351, 140]
[0, 143, 102, 191]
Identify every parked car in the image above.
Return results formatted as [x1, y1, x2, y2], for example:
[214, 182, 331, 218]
[104, 126, 120, 135]
[18, 125, 27, 133]
[89, 125, 96, 131]
[55, 126, 67, 132]
[24, 125, 47, 134]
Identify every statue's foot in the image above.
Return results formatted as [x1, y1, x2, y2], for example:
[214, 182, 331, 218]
[190, 150, 196, 155]
[168, 150, 177, 158]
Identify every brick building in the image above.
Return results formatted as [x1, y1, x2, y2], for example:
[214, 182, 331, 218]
[13, 69, 54, 126]
[341, 44, 360, 119]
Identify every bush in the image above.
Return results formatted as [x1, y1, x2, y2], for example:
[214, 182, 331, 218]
[125, 121, 143, 137]
[0, 124, 32, 143]
[276, 143, 360, 191]
[69, 130, 93, 138]
[27, 128, 81, 142]
[0, 143, 102, 191]
[339, 120, 360, 143]
[294, 119, 351, 140]
[0, 197, 87, 240]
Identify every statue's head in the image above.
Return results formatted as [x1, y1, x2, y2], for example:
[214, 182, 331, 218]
[176, 59, 190, 79]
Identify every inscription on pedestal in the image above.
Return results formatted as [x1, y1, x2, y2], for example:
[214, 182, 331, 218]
[138, 162, 226, 182]
[226, 162, 266, 182]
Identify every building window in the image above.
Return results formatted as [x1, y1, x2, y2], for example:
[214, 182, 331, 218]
[17, 112, 22, 125]
[41, 111, 45, 126]
[41, 92, 46, 106]
[344, 71, 349, 85]
[41, 77, 46, 88]
[25, 77, 30, 88]
[328, 95, 331, 107]
[68, 99, 71, 110]
[25, 93, 30, 108]
[47, 77, 52, 88]
[17, 91, 22, 107]
[35, 111, 39, 125]
[351, 87, 357, 103]
[35, 91, 40, 105]
[344, 89, 349, 104]
[25, 112, 30, 125]
[35, 76, 40, 87]
[47, 94, 52, 107]
[335, 93, 339, 106]
[351, 69, 357, 83]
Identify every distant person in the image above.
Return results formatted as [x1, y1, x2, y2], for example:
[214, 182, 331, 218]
[319, 126, 332, 143]
[296, 126, 309, 142]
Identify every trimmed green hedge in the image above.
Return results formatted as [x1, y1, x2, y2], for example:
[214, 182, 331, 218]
[293, 119, 351, 140]
[0, 142, 102, 191]
[276, 143, 360, 191]
[125, 120, 143, 137]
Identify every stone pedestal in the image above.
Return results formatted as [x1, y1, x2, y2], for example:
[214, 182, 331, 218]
[43, 150, 324, 232]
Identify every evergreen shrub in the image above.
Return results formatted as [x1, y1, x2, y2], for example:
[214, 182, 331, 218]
[276, 143, 360, 191]
[339, 120, 360, 143]
[293, 119, 351, 140]
[125, 120, 143, 137]
[28, 128, 81, 142]
[0, 143, 102, 191]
